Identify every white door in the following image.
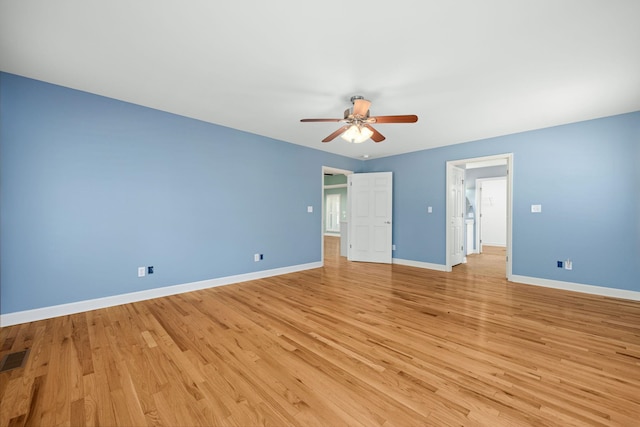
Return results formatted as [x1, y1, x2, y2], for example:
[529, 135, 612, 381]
[348, 172, 393, 264]
[325, 193, 340, 233]
[449, 166, 465, 266]
[479, 178, 507, 248]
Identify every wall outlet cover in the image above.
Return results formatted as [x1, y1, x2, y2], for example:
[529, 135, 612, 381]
[147, 266, 154, 274]
[557, 261, 563, 268]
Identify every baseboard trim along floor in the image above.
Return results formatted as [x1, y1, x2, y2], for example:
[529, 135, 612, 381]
[510, 274, 640, 301]
[3, 261, 638, 327]
[0, 261, 322, 327]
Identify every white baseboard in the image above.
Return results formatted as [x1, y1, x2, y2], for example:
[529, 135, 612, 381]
[5, 263, 636, 327]
[391, 260, 640, 301]
[0, 261, 322, 327]
[510, 275, 640, 301]
[393, 258, 448, 272]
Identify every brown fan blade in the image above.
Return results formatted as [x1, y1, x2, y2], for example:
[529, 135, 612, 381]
[352, 99, 371, 117]
[365, 125, 385, 143]
[300, 118, 342, 122]
[370, 115, 418, 124]
[322, 125, 351, 143]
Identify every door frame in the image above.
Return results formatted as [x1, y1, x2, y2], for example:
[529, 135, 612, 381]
[321, 166, 354, 265]
[445, 153, 513, 280]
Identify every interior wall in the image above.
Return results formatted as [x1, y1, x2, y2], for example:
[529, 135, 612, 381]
[0, 73, 363, 314]
[365, 111, 640, 292]
[2, 72, 638, 317]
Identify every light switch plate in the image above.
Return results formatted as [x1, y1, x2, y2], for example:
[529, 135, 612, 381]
[307, 206, 313, 213]
[427, 206, 433, 213]
[531, 204, 542, 213]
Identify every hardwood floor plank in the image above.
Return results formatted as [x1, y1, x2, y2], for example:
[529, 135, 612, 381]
[1, 236, 639, 426]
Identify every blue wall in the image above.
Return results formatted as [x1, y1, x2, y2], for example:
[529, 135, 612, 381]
[2, 72, 639, 316]
[1, 73, 362, 313]
[367, 111, 640, 291]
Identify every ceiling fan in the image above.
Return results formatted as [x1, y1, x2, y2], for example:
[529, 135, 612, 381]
[301, 95, 418, 143]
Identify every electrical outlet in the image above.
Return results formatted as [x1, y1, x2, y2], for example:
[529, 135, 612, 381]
[557, 261, 563, 268]
[260, 254, 264, 260]
[392, 244, 396, 251]
[147, 266, 154, 274]
[565, 260, 572, 270]
[138, 267, 146, 277]
[254, 253, 260, 262]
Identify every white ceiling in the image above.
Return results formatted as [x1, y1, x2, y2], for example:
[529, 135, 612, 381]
[1, 1, 639, 160]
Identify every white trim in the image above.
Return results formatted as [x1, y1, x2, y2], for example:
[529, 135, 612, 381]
[393, 258, 448, 272]
[0, 261, 322, 327]
[324, 184, 347, 189]
[510, 275, 640, 301]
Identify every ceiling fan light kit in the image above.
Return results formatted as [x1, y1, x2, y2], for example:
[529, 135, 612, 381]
[341, 124, 373, 143]
[301, 95, 418, 144]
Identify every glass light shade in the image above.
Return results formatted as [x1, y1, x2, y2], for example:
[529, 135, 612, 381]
[341, 124, 373, 143]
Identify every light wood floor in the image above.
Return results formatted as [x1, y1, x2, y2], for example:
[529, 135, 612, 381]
[1, 237, 639, 426]
[455, 245, 507, 278]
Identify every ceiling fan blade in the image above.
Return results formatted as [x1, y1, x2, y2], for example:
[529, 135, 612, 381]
[370, 115, 418, 124]
[352, 99, 371, 117]
[365, 125, 385, 143]
[322, 125, 351, 143]
[300, 118, 342, 122]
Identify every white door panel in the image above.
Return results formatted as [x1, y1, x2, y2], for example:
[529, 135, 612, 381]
[448, 166, 465, 266]
[348, 172, 393, 264]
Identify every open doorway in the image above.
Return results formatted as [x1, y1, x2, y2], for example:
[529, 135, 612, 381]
[466, 175, 507, 278]
[446, 154, 513, 280]
[322, 166, 353, 265]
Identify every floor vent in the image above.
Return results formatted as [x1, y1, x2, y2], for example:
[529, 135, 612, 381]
[0, 349, 30, 372]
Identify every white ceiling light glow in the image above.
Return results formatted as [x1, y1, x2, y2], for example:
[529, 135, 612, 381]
[340, 125, 373, 143]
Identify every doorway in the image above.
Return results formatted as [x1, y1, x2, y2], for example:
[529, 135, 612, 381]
[322, 166, 353, 265]
[446, 154, 513, 280]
